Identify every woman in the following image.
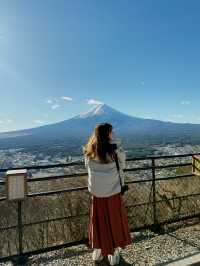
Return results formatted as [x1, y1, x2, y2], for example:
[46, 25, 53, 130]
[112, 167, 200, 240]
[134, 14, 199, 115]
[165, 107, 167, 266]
[83, 123, 132, 265]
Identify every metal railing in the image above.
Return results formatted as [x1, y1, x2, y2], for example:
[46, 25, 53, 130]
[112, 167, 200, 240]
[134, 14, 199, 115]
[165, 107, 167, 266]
[0, 153, 200, 265]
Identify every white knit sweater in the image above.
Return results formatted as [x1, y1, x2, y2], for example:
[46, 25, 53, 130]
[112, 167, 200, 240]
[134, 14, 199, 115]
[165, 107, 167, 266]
[84, 145, 126, 197]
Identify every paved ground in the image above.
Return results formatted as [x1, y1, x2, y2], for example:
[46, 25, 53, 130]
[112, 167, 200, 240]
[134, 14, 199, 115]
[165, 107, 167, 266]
[162, 253, 200, 266]
[28, 222, 200, 265]
[2, 222, 200, 265]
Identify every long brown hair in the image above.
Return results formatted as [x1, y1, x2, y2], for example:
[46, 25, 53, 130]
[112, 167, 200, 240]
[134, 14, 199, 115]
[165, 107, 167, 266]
[83, 123, 115, 163]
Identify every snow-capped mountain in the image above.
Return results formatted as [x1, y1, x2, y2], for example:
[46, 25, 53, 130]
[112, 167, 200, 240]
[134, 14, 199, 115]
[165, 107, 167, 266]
[1, 103, 200, 148]
[74, 104, 129, 119]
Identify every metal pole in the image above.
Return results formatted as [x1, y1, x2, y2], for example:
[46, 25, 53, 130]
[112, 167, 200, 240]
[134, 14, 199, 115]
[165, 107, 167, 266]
[192, 156, 195, 173]
[18, 201, 23, 255]
[12, 201, 28, 265]
[152, 158, 157, 226]
[151, 158, 163, 233]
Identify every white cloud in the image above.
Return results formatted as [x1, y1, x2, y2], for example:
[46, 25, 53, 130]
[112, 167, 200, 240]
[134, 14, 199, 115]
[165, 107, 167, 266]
[46, 99, 53, 104]
[46, 96, 73, 106]
[51, 104, 60, 110]
[170, 114, 183, 118]
[46, 97, 58, 104]
[86, 99, 103, 105]
[181, 100, 190, 105]
[33, 120, 44, 124]
[61, 96, 73, 101]
[0, 119, 13, 126]
[166, 114, 184, 122]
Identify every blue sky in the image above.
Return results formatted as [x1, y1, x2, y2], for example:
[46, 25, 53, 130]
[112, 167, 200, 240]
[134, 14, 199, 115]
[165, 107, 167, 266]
[0, 0, 200, 132]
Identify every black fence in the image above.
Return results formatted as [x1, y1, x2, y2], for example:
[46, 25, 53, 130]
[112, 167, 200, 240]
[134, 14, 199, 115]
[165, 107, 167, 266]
[0, 153, 200, 264]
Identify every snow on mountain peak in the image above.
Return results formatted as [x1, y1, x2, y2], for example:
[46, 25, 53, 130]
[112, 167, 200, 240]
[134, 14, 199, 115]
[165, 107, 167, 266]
[76, 104, 117, 118]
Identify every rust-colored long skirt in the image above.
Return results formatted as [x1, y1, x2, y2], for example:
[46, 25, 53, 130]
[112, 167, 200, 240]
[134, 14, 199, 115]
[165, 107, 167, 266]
[88, 192, 132, 256]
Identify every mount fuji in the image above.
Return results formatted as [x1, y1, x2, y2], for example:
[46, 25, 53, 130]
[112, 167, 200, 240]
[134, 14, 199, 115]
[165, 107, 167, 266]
[1, 103, 200, 149]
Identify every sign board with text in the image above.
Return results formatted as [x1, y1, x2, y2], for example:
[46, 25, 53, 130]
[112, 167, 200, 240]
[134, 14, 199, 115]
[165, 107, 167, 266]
[6, 169, 27, 201]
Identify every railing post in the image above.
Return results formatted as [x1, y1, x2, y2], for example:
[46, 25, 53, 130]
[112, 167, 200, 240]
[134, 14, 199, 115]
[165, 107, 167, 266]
[192, 156, 195, 173]
[152, 158, 157, 224]
[151, 158, 161, 233]
[11, 201, 28, 265]
[18, 201, 23, 256]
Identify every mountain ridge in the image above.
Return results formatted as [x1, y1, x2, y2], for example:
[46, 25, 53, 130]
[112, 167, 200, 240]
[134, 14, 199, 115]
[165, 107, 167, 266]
[0, 103, 198, 137]
[1, 103, 200, 149]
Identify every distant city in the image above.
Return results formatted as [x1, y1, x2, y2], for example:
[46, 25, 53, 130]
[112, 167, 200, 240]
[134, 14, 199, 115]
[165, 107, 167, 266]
[0, 143, 200, 168]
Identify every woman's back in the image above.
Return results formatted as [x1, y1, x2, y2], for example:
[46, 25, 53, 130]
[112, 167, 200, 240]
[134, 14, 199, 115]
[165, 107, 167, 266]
[84, 123, 132, 262]
[85, 148, 126, 197]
